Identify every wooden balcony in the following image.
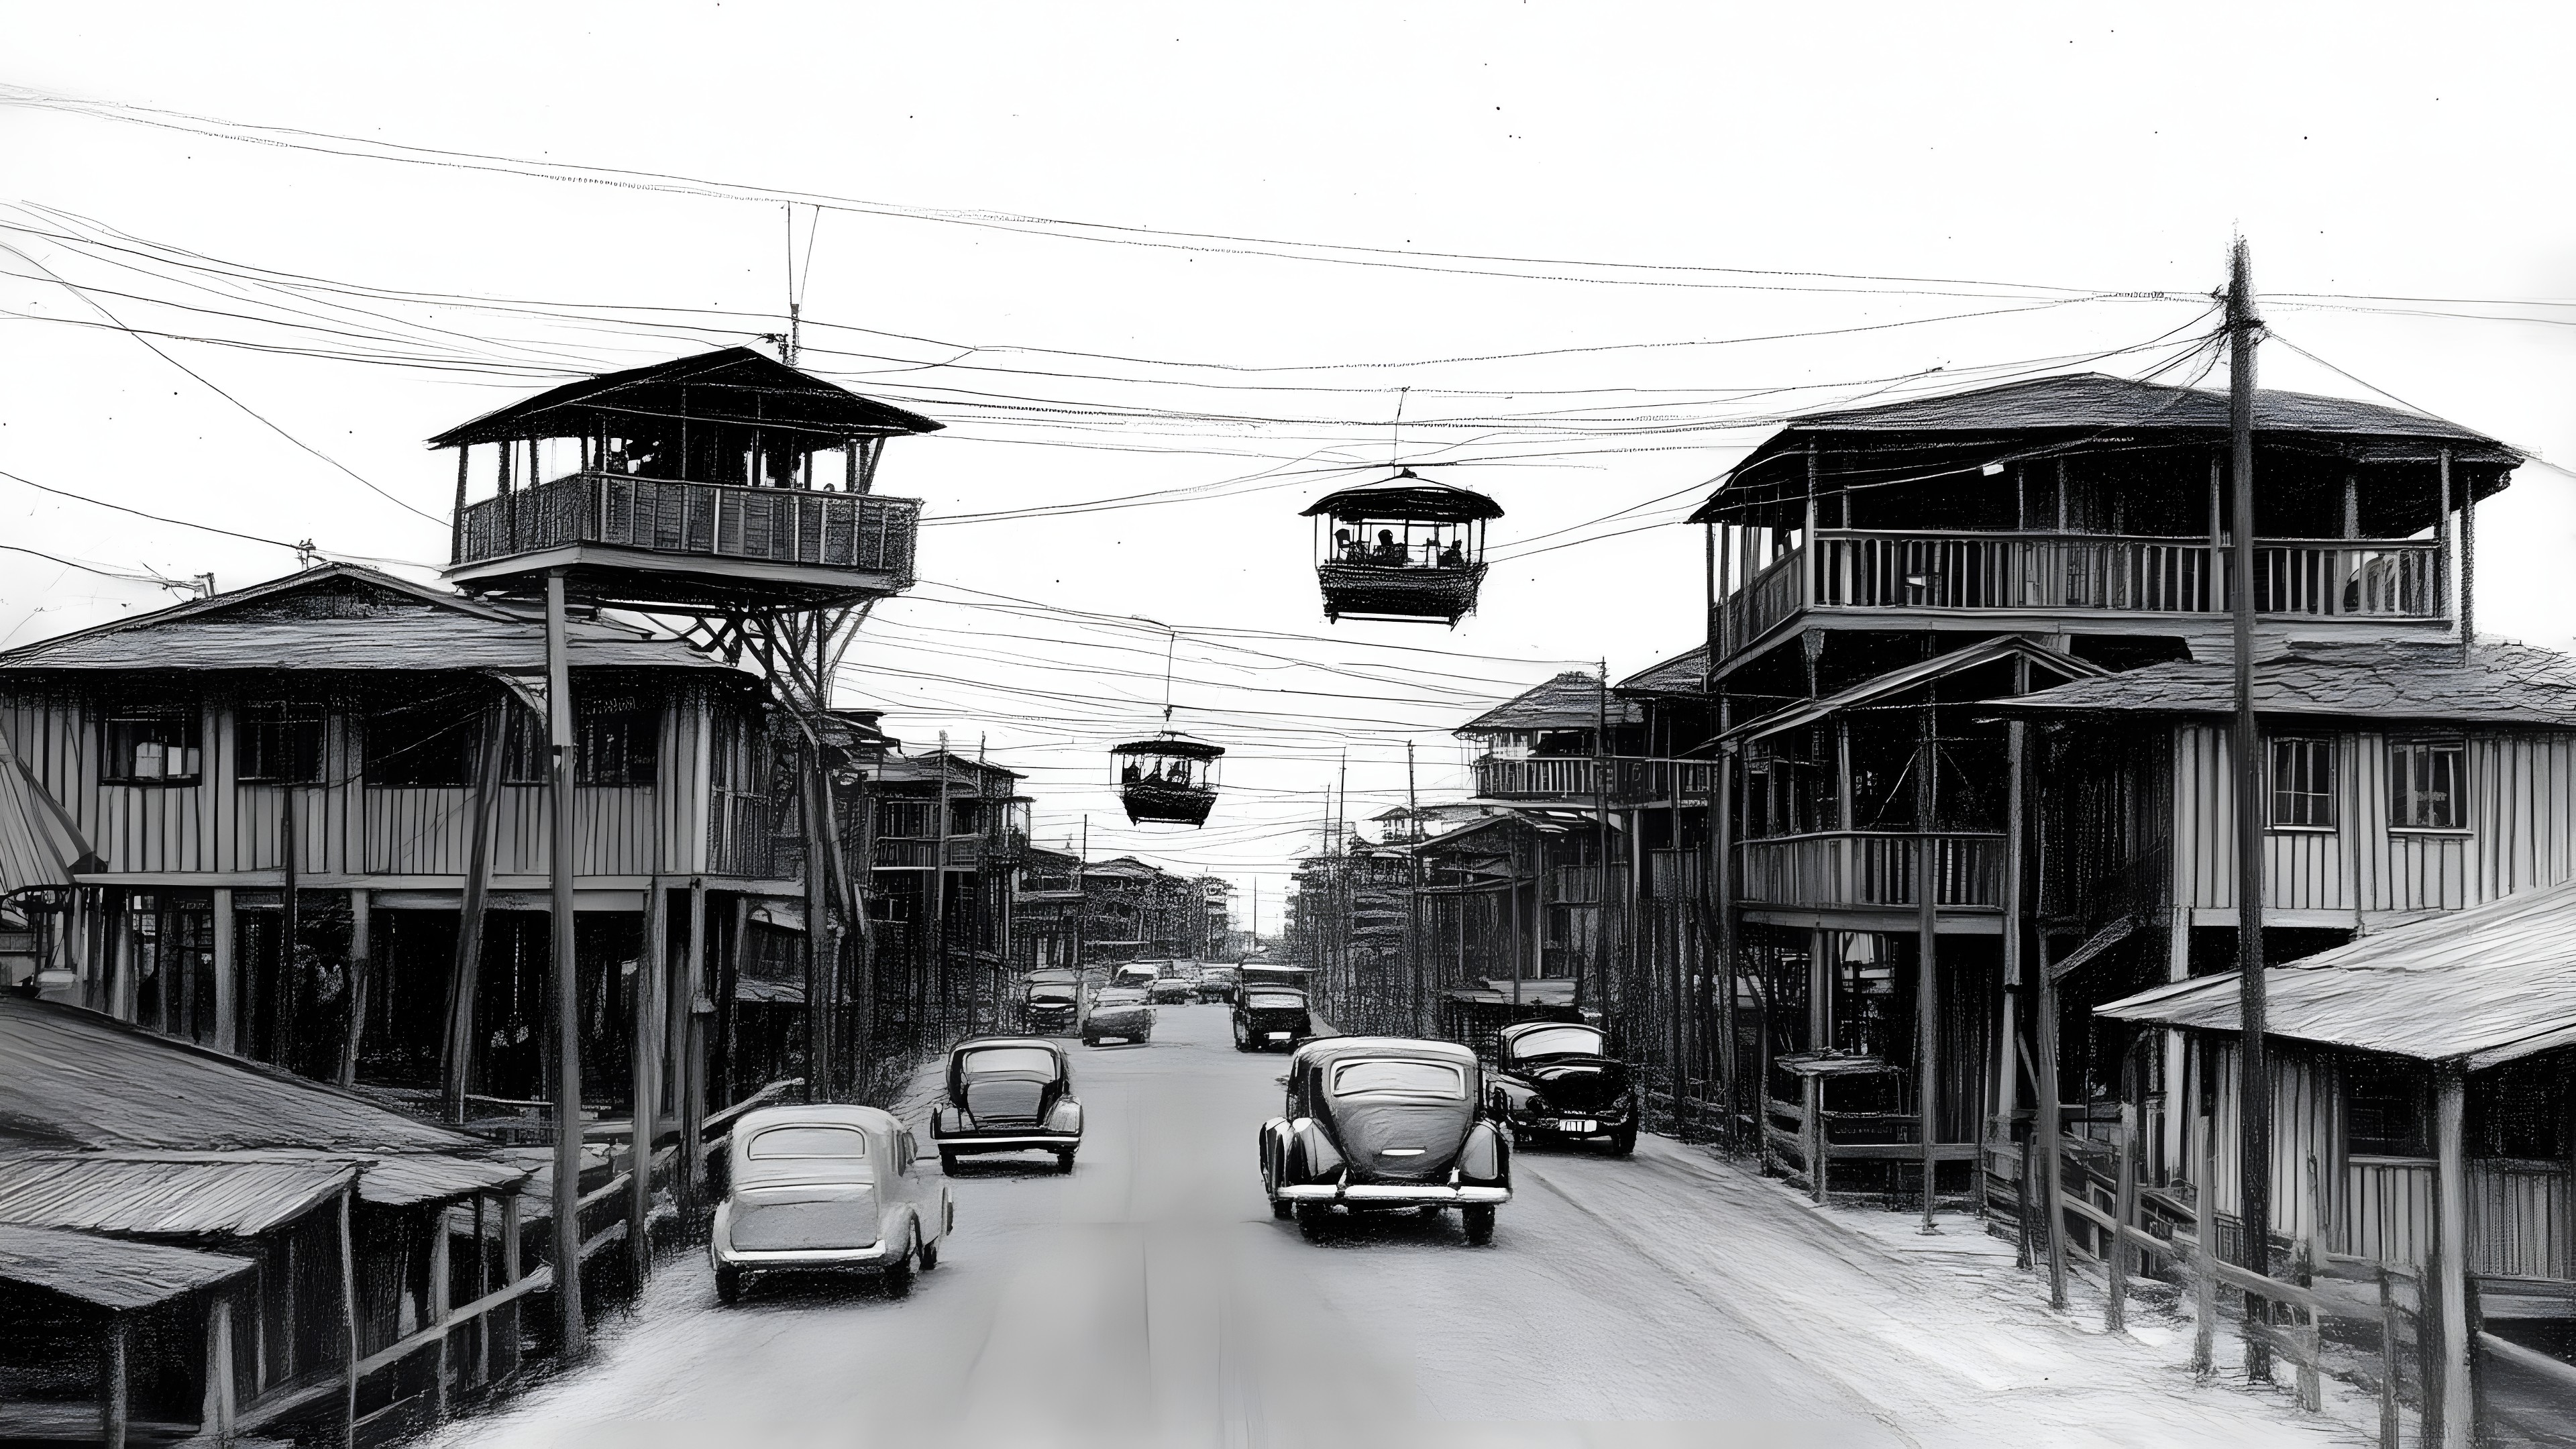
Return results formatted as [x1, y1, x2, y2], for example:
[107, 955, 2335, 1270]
[1472, 755, 1713, 803]
[449, 471, 920, 610]
[871, 835, 992, 871]
[1472, 756, 1599, 799]
[1717, 530, 2443, 655]
[1737, 830, 2006, 911]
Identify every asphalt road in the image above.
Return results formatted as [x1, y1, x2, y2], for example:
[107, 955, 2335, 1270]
[424, 1004, 2365, 1449]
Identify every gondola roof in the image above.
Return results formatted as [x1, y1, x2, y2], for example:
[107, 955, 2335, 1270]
[1110, 734, 1226, 760]
[1301, 469, 1503, 523]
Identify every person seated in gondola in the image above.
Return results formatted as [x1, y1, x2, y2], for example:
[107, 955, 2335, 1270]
[1438, 538, 1466, 569]
[1336, 528, 1370, 564]
[1372, 529, 1410, 566]
[1123, 761, 1141, 784]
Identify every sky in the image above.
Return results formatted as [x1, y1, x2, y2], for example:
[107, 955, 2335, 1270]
[4, 4, 2572, 936]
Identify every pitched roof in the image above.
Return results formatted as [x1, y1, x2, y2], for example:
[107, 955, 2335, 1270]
[2098, 877, 2576, 1071]
[426, 346, 942, 448]
[0, 1153, 358, 1237]
[2003, 639, 2576, 729]
[0, 1224, 253, 1309]
[1617, 645, 1711, 698]
[0, 564, 739, 676]
[1301, 470, 1505, 523]
[1459, 672, 1641, 735]
[1723, 636, 2108, 745]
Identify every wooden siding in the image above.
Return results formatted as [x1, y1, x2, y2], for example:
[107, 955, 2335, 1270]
[0, 685, 742, 884]
[2171, 725, 2576, 914]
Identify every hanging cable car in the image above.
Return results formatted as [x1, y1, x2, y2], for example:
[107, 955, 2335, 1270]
[1112, 622, 1226, 826]
[1300, 468, 1502, 625]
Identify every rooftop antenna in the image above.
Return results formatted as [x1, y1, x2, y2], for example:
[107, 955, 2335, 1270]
[782, 203, 802, 366]
[1391, 386, 1409, 468]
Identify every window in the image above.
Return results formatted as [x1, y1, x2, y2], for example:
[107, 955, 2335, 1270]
[365, 700, 478, 787]
[746, 1125, 868, 1159]
[2389, 738, 2466, 830]
[2345, 1058, 2430, 1157]
[237, 704, 325, 784]
[2267, 737, 2337, 829]
[1330, 1058, 1466, 1099]
[575, 696, 659, 786]
[100, 706, 201, 784]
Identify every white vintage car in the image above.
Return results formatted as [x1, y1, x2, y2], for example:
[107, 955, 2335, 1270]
[711, 1104, 953, 1303]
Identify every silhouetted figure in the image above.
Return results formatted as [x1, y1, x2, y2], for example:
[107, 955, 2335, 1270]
[1373, 529, 1407, 565]
[1438, 539, 1466, 568]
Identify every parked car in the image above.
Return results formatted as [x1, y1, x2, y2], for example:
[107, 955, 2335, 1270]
[1259, 1037, 1509, 1244]
[929, 1036, 1083, 1173]
[1232, 986, 1312, 1052]
[1112, 961, 1162, 991]
[1019, 976, 1082, 1036]
[1484, 1020, 1636, 1155]
[1084, 986, 1156, 1047]
[1148, 973, 1197, 1005]
[1196, 965, 1239, 1004]
[712, 1104, 952, 1303]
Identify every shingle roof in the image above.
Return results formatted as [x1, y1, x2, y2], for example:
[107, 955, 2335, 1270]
[1616, 645, 1711, 698]
[0, 1224, 253, 1309]
[0, 564, 739, 676]
[2098, 876, 2576, 1070]
[2003, 639, 2576, 729]
[1459, 672, 1642, 735]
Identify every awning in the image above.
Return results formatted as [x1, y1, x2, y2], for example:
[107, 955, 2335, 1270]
[1721, 636, 2105, 746]
[2098, 877, 2576, 1071]
[0, 1155, 358, 1237]
[0, 1224, 253, 1309]
[0, 729, 96, 894]
[357, 1153, 530, 1207]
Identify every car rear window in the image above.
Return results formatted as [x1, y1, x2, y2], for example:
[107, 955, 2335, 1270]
[746, 1125, 869, 1159]
[1511, 1026, 1605, 1059]
[1245, 991, 1305, 1010]
[962, 1046, 1057, 1076]
[1330, 1059, 1466, 1100]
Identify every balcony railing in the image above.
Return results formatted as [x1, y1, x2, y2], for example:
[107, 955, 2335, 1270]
[454, 470, 920, 582]
[871, 835, 987, 870]
[1717, 530, 2442, 649]
[1737, 830, 2006, 910]
[1472, 756, 1599, 799]
[1472, 755, 1715, 802]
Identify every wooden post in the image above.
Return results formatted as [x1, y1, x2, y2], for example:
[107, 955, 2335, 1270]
[2228, 238, 2275, 1384]
[203, 1295, 235, 1442]
[338, 1186, 358, 1449]
[1999, 721, 2026, 1160]
[2035, 929, 2067, 1311]
[470, 1195, 490, 1387]
[2432, 1067, 2473, 1447]
[2194, 1034, 2218, 1377]
[428, 1205, 453, 1421]
[2296, 1154, 2324, 1412]
[2108, 1103, 2137, 1332]
[2457, 450, 2475, 655]
[445, 704, 508, 1124]
[543, 570, 587, 1359]
[631, 880, 666, 1284]
[337, 888, 371, 1087]
[805, 739, 838, 1099]
[103, 1313, 127, 1449]
[678, 876, 708, 1226]
[496, 1191, 523, 1382]
[1916, 697, 1941, 1232]
[211, 888, 236, 1055]
[2377, 1265, 2403, 1449]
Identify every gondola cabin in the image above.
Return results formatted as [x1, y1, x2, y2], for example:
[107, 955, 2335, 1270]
[1113, 735, 1224, 826]
[1301, 470, 1499, 625]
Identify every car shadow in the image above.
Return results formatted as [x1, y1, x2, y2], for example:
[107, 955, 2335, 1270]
[1275, 1208, 1479, 1248]
[722, 1271, 903, 1307]
[937, 1154, 1067, 1177]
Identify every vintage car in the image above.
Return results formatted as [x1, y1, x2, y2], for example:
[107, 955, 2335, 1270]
[1231, 986, 1312, 1052]
[1083, 985, 1156, 1047]
[1196, 965, 1239, 1004]
[1112, 961, 1163, 991]
[1019, 974, 1082, 1036]
[1485, 1020, 1637, 1155]
[930, 1037, 1083, 1171]
[711, 1104, 952, 1303]
[1258, 1037, 1509, 1244]
[1148, 967, 1197, 1006]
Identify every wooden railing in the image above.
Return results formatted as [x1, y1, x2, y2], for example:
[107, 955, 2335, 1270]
[1736, 830, 2005, 909]
[455, 472, 920, 582]
[1714, 530, 2443, 649]
[873, 834, 987, 869]
[1472, 756, 1599, 798]
[1473, 755, 1711, 802]
[1609, 757, 1713, 804]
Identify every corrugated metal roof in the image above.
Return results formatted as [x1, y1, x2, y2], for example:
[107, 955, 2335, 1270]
[0, 1224, 253, 1309]
[0, 1154, 355, 1237]
[0, 564, 739, 676]
[1723, 637, 2107, 745]
[1459, 672, 1641, 735]
[53, 1148, 530, 1208]
[2004, 639, 2576, 729]
[2097, 877, 2576, 1070]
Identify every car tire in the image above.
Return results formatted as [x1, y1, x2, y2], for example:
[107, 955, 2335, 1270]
[1056, 1148, 1077, 1174]
[920, 1230, 941, 1271]
[1609, 1123, 1638, 1157]
[884, 1232, 917, 1299]
[1082, 1034, 1101, 1048]
[1296, 1202, 1332, 1242]
[1462, 1204, 1497, 1246]
[715, 1265, 742, 1304]
[938, 1147, 959, 1174]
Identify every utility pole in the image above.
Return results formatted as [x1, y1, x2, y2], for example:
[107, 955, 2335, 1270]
[543, 571, 586, 1358]
[930, 731, 952, 1046]
[1407, 740, 1424, 1034]
[2228, 235, 2275, 1380]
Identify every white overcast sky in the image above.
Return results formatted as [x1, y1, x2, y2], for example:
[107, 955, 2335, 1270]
[5, 4, 2572, 934]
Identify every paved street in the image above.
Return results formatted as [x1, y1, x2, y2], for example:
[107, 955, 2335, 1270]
[424, 1006, 2365, 1449]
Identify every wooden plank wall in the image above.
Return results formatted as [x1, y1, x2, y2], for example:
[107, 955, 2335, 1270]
[0, 684, 733, 881]
[2171, 726, 2576, 914]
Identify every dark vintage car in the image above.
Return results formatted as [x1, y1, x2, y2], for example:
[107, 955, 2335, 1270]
[1083, 985, 1155, 1046]
[1485, 1020, 1636, 1155]
[1259, 1037, 1509, 1244]
[1231, 987, 1312, 1052]
[1019, 974, 1082, 1036]
[928, 1037, 1083, 1173]
[1148, 965, 1197, 1005]
[1196, 965, 1239, 1004]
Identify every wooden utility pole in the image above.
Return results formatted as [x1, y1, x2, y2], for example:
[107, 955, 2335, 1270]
[1407, 740, 1426, 1033]
[1916, 688, 1941, 1233]
[444, 703, 507, 1122]
[930, 731, 953, 1045]
[2228, 237, 2275, 1379]
[543, 570, 586, 1358]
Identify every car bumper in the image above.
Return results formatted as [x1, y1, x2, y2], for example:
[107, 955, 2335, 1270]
[712, 1238, 903, 1272]
[1273, 1182, 1509, 1205]
[934, 1130, 1080, 1151]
